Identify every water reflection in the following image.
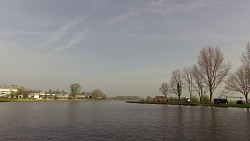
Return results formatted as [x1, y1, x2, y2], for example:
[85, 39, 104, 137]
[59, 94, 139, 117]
[0, 102, 250, 140]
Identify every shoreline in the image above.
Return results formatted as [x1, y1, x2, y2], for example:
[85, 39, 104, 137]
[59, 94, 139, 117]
[126, 100, 250, 108]
[0, 98, 105, 102]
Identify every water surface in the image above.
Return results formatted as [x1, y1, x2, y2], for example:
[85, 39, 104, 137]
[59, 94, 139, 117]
[0, 101, 249, 140]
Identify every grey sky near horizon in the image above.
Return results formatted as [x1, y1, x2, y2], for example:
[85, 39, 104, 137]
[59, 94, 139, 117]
[0, 0, 249, 98]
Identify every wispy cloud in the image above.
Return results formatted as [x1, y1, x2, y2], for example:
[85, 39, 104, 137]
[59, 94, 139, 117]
[92, 32, 160, 38]
[31, 29, 90, 60]
[147, 0, 225, 14]
[54, 30, 90, 52]
[109, 9, 138, 25]
[29, 20, 81, 58]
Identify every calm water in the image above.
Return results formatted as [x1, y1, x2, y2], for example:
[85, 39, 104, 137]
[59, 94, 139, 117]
[0, 101, 249, 141]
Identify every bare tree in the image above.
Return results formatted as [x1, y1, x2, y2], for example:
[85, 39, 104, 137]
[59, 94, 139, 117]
[241, 42, 250, 85]
[241, 42, 250, 66]
[70, 83, 81, 98]
[225, 43, 250, 104]
[192, 65, 208, 103]
[159, 83, 169, 99]
[169, 69, 182, 103]
[198, 46, 231, 103]
[225, 66, 249, 104]
[182, 67, 193, 100]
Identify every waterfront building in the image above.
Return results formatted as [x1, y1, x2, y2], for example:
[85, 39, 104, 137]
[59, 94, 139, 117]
[0, 84, 18, 97]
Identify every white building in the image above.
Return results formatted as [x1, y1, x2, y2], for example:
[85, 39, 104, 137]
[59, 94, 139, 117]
[28, 93, 40, 99]
[0, 84, 18, 97]
[56, 93, 69, 99]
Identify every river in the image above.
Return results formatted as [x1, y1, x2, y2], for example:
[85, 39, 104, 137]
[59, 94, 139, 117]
[0, 101, 249, 141]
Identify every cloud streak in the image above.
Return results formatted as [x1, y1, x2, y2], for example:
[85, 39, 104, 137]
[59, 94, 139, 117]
[109, 9, 138, 25]
[147, 0, 225, 14]
[55, 30, 90, 52]
[29, 20, 81, 58]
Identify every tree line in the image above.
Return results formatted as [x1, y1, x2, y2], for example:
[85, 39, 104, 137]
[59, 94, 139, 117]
[8, 83, 107, 100]
[109, 96, 144, 101]
[160, 44, 250, 104]
[70, 83, 107, 99]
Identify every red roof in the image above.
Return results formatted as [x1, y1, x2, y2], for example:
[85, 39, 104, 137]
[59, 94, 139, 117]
[155, 96, 166, 100]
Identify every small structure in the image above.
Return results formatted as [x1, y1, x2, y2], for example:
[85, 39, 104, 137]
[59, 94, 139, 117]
[0, 84, 18, 97]
[56, 93, 69, 99]
[28, 93, 40, 99]
[155, 96, 166, 102]
[75, 94, 85, 99]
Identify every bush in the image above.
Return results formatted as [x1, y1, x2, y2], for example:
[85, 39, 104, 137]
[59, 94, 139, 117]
[190, 95, 199, 103]
[201, 95, 210, 103]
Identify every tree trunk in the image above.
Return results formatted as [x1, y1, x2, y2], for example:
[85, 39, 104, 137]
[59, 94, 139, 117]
[178, 95, 180, 104]
[209, 88, 213, 103]
[246, 94, 248, 104]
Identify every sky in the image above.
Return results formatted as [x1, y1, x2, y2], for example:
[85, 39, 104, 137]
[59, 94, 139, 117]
[0, 0, 250, 98]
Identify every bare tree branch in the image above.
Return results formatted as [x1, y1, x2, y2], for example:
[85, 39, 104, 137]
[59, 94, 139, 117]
[169, 69, 182, 103]
[182, 67, 193, 99]
[159, 83, 169, 99]
[198, 46, 231, 103]
[192, 65, 208, 103]
[225, 66, 250, 104]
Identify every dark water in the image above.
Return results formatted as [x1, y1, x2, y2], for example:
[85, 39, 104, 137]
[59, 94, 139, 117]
[0, 101, 249, 141]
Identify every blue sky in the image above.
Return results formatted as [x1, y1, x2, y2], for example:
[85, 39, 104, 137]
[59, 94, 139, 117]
[0, 0, 249, 97]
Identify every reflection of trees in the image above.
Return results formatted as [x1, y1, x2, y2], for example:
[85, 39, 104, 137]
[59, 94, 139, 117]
[176, 106, 184, 140]
[67, 102, 79, 124]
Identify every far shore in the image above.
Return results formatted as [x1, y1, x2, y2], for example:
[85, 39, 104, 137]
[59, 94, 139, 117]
[0, 98, 106, 102]
[126, 100, 250, 108]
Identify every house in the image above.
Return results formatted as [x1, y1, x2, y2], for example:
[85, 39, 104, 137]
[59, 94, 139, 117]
[0, 84, 18, 97]
[28, 93, 41, 99]
[28, 91, 47, 99]
[40, 92, 56, 99]
[155, 96, 166, 102]
[56, 93, 69, 99]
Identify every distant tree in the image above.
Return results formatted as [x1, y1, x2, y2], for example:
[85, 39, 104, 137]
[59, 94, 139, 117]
[225, 43, 250, 104]
[241, 42, 250, 67]
[198, 46, 231, 103]
[17, 86, 25, 97]
[169, 69, 183, 103]
[91, 89, 106, 99]
[159, 83, 169, 99]
[145, 96, 151, 102]
[70, 83, 81, 98]
[182, 67, 193, 99]
[48, 89, 52, 99]
[23, 90, 29, 98]
[225, 66, 250, 104]
[192, 65, 208, 103]
[10, 91, 18, 98]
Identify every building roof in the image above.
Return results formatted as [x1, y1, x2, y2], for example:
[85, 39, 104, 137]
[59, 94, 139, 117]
[155, 96, 166, 100]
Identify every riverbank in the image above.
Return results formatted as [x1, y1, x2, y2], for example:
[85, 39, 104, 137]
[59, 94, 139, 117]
[126, 100, 250, 108]
[0, 98, 101, 102]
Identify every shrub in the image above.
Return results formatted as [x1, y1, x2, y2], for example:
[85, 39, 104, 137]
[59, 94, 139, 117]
[201, 95, 210, 103]
[190, 95, 199, 103]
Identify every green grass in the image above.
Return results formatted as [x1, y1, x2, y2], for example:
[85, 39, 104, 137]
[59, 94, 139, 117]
[0, 98, 19, 102]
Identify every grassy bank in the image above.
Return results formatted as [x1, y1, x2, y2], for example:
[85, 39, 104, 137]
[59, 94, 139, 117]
[0, 98, 49, 102]
[0, 98, 106, 102]
[126, 100, 250, 108]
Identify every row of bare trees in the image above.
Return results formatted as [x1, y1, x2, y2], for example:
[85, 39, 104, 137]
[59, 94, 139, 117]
[225, 43, 250, 104]
[160, 44, 250, 104]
